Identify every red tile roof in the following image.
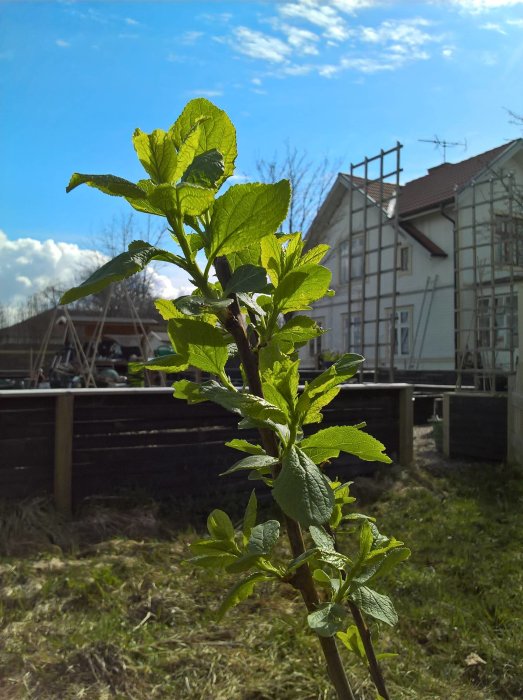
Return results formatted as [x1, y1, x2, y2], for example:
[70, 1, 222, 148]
[397, 141, 515, 215]
[345, 141, 517, 217]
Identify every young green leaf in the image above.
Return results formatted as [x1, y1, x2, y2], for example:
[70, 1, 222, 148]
[223, 264, 268, 295]
[169, 98, 237, 186]
[168, 318, 229, 376]
[66, 173, 146, 198]
[272, 316, 325, 347]
[274, 264, 331, 313]
[225, 439, 265, 455]
[300, 426, 392, 465]
[172, 379, 206, 403]
[59, 241, 178, 304]
[246, 520, 280, 556]
[350, 586, 398, 627]
[198, 380, 288, 425]
[140, 353, 189, 372]
[336, 625, 367, 662]
[207, 509, 235, 541]
[174, 295, 233, 316]
[242, 490, 257, 545]
[307, 602, 347, 637]
[208, 181, 291, 260]
[220, 454, 278, 476]
[182, 148, 225, 188]
[217, 572, 272, 620]
[272, 447, 334, 527]
[132, 128, 178, 184]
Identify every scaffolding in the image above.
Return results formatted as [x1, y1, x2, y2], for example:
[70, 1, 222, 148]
[344, 143, 403, 381]
[454, 170, 523, 390]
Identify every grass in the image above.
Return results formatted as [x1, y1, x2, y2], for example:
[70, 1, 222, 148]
[1, 427, 522, 699]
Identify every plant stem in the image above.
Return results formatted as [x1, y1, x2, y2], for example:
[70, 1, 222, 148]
[348, 602, 390, 700]
[213, 256, 356, 700]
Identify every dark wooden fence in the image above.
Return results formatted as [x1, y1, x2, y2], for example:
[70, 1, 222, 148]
[443, 392, 508, 462]
[1, 385, 413, 514]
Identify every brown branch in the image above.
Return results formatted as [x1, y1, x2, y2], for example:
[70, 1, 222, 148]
[214, 256, 356, 700]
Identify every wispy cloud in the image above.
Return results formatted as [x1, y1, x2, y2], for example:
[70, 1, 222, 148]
[55, 39, 71, 48]
[480, 21, 508, 33]
[233, 27, 292, 63]
[187, 89, 224, 98]
[226, 2, 443, 79]
[449, 0, 523, 11]
[181, 31, 203, 45]
[125, 17, 139, 26]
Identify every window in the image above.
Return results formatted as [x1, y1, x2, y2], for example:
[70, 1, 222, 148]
[477, 294, 518, 350]
[351, 235, 364, 279]
[390, 307, 412, 356]
[494, 215, 523, 267]
[397, 245, 411, 273]
[340, 242, 349, 283]
[343, 313, 362, 352]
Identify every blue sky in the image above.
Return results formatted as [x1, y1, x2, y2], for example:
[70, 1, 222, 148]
[1, 0, 523, 308]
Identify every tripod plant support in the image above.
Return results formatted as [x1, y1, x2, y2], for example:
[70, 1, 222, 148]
[61, 98, 410, 699]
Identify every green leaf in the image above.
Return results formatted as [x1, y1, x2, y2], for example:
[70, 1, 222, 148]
[66, 173, 146, 198]
[170, 98, 237, 186]
[242, 490, 257, 545]
[336, 625, 366, 662]
[359, 521, 374, 560]
[272, 446, 334, 527]
[309, 525, 335, 552]
[168, 318, 229, 376]
[247, 520, 280, 555]
[172, 379, 206, 403]
[173, 122, 205, 182]
[356, 547, 411, 586]
[300, 244, 330, 267]
[300, 426, 392, 465]
[260, 234, 283, 285]
[155, 299, 186, 320]
[223, 265, 268, 295]
[132, 128, 178, 184]
[307, 602, 347, 637]
[273, 317, 325, 347]
[190, 538, 238, 556]
[274, 264, 331, 313]
[285, 548, 319, 575]
[126, 178, 167, 217]
[236, 292, 266, 318]
[217, 572, 271, 620]
[188, 553, 237, 569]
[198, 380, 288, 425]
[220, 454, 277, 476]
[225, 439, 265, 455]
[350, 586, 398, 627]
[226, 245, 262, 272]
[207, 509, 235, 541]
[174, 295, 233, 316]
[148, 182, 214, 218]
[182, 148, 225, 188]
[140, 353, 188, 372]
[60, 241, 177, 304]
[209, 181, 291, 259]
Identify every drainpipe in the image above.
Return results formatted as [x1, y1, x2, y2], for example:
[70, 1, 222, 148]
[440, 203, 458, 381]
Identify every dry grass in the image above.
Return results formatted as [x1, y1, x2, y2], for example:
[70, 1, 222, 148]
[1, 427, 522, 699]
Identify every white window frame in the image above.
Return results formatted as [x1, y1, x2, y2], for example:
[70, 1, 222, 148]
[387, 306, 413, 357]
[397, 244, 411, 274]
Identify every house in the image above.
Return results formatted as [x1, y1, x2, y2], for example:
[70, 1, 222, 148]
[0, 309, 161, 387]
[302, 139, 523, 388]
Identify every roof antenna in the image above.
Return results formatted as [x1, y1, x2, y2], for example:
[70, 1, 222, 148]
[418, 135, 467, 163]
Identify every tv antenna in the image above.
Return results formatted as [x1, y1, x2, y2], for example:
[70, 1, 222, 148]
[418, 135, 467, 163]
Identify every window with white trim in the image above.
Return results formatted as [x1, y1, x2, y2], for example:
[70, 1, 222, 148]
[389, 307, 412, 356]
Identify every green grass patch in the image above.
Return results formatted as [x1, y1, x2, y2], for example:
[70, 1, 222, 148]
[1, 430, 522, 699]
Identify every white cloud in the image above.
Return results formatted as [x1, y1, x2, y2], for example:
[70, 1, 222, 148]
[0, 230, 193, 311]
[187, 89, 224, 98]
[55, 39, 71, 48]
[233, 27, 292, 63]
[442, 45, 456, 58]
[0, 231, 97, 307]
[507, 18, 523, 25]
[181, 31, 203, 45]
[480, 21, 507, 33]
[280, 24, 321, 55]
[125, 17, 139, 26]
[449, 0, 523, 10]
[279, 0, 351, 41]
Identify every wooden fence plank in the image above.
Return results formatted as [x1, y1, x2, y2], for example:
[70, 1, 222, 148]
[54, 393, 74, 517]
